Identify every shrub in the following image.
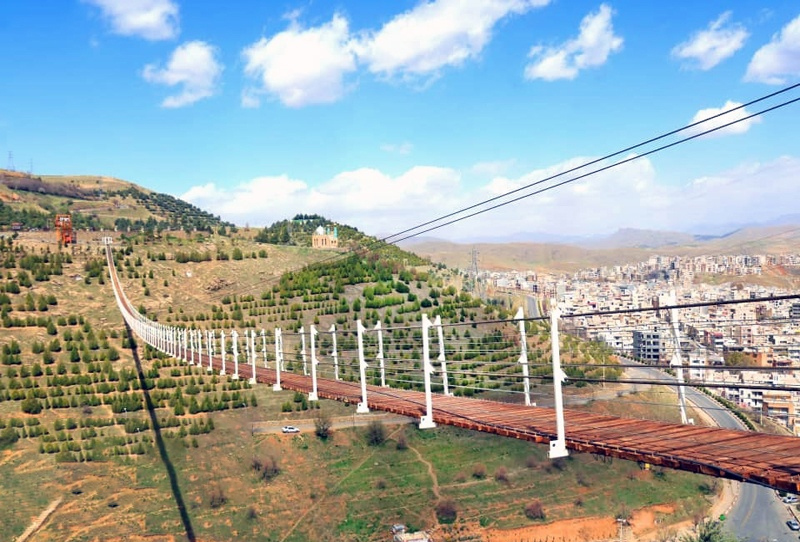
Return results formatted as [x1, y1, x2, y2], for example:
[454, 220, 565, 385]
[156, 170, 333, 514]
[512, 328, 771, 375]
[435, 499, 458, 523]
[395, 432, 408, 450]
[365, 420, 385, 446]
[472, 463, 487, 479]
[20, 396, 43, 414]
[314, 410, 332, 439]
[246, 506, 257, 520]
[524, 500, 545, 520]
[209, 488, 227, 508]
[260, 456, 280, 481]
[525, 455, 537, 469]
[494, 466, 509, 483]
[0, 426, 18, 448]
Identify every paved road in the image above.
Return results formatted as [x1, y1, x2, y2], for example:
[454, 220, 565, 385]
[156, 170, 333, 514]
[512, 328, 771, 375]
[251, 413, 414, 435]
[526, 295, 541, 319]
[627, 364, 797, 541]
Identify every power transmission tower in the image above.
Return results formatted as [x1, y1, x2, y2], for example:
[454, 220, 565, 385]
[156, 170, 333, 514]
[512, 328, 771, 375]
[6, 151, 14, 171]
[470, 247, 483, 300]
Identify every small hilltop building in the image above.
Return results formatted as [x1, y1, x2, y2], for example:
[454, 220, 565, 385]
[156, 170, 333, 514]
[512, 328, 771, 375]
[312, 225, 339, 249]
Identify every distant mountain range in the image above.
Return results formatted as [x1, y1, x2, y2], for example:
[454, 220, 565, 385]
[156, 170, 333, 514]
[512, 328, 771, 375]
[400, 223, 800, 273]
[401, 215, 800, 251]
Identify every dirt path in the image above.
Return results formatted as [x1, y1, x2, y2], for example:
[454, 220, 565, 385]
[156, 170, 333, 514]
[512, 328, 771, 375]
[406, 443, 442, 530]
[16, 497, 63, 542]
[407, 444, 440, 501]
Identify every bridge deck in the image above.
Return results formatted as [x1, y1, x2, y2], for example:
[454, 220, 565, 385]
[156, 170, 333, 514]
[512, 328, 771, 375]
[104, 246, 800, 493]
[253, 367, 800, 493]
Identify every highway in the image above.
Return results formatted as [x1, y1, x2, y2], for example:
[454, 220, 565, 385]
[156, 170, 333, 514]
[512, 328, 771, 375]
[628, 364, 798, 541]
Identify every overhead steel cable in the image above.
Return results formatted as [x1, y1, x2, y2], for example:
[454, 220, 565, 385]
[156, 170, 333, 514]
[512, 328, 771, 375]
[388, 95, 800, 245]
[380, 82, 800, 244]
[228, 83, 800, 297]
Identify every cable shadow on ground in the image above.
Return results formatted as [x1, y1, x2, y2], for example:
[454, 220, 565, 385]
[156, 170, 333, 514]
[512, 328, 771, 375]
[126, 327, 197, 542]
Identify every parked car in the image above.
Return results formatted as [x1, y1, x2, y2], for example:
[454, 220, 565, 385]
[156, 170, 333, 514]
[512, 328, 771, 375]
[281, 425, 300, 434]
[787, 519, 800, 531]
[783, 495, 799, 504]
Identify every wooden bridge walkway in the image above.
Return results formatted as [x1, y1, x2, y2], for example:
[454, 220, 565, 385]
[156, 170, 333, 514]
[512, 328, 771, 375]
[104, 243, 800, 493]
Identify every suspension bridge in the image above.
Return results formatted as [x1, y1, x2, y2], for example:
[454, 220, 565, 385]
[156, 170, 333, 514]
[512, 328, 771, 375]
[103, 239, 800, 494]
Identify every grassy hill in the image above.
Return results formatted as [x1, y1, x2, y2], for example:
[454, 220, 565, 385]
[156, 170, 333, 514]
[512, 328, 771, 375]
[0, 206, 715, 540]
[0, 168, 231, 234]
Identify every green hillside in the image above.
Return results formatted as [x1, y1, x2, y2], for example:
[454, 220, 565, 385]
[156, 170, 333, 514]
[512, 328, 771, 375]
[0, 204, 711, 541]
[0, 169, 231, 234]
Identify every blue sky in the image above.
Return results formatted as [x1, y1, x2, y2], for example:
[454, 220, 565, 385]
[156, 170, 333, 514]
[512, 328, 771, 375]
[1, 0, 799, 239]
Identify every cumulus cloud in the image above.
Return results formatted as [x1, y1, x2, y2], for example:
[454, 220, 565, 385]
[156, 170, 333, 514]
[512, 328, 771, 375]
[181, 155, 800, 239]
[470, 155, 800, 237]
[745, 14, 800, 84]
[84, 0, 179, 41]
[380, 142, 414, 155]
[142, 41, 223, 107]
[471, 159, 517, 177]
[671, 11, 748, 70]
[686, 100, 761, 138]
[679, 156, 800, 230]
[241, 14, 357, 107]
[524, 3, 623, 81]
[182, 166, 463, 235]
[239, 1, 549, 107]
[355, 0, 549, 80]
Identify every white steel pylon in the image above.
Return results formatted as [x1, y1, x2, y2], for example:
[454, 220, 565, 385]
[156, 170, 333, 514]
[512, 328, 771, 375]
[309, 325, 319, 401]
[356, 320, 370, 414]
[219, 330, 226, 375]
[419, 314, 437, 429]
[329, 324, 339, 381]
[375, 321, 387, 388]
[231, 329, 240, 380]
[248, 329, 257, 385]
[549, 300, 568, 459]
[668, 292, 690, 425]
[300, 326, 308, 376]
[435, 315, 451, 396]
[273, 328, 283, 391]
[514, 307, 533, 407]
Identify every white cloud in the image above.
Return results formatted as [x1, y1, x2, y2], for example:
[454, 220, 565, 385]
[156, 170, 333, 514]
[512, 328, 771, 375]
[686, 100, 761, 138]
[679, 156, 800, 230]
[183, 176, 309, 217]
[671, 11, 748, 70]
[142, 41, 223, 108]
[84, 0, 179, 41]
[355, 0, 549, 80]
[181, 155, 800, 239]
[471, 159, 516, 177]
[240, 89, 261, 109]
[380, 142, 414, 155]
[469, 155, 800, 237]
[745, 14, 800, 84]
[524, 3, 623, 81]
[182, 166, 463, 234]
[241, 14, 357, 108]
